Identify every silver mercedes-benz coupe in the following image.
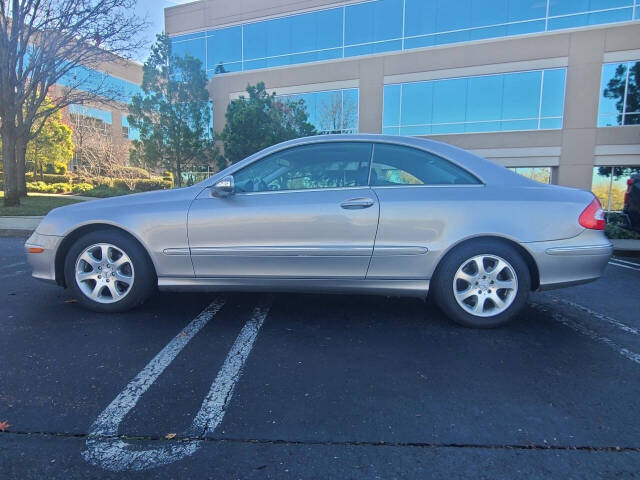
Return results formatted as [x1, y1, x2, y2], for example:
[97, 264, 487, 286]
[25, 135, 613, 328]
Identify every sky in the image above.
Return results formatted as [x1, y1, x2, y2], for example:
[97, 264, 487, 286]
[133, 0, 194, 62]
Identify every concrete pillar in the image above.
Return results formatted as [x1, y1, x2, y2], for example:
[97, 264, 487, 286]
[557, 30, 605, 191]
[357, 58, 384, 134]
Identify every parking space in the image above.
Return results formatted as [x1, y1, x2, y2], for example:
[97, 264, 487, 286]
[1, 236, 640, 478]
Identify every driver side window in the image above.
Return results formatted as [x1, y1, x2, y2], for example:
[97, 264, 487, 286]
[234, 142, 373, 193]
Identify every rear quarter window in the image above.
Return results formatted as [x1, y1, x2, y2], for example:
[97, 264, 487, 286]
[371, 143, 481, 186]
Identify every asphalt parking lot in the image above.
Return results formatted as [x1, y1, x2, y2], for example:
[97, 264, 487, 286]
[1, 235, 640, 479]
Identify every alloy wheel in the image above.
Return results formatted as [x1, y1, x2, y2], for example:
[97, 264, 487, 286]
[75, 243, 135, 304]
[452, 254, 518, 317]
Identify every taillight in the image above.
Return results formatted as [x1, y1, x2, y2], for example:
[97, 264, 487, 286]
[579, 197, 606, 230]
[624, 178, 635, 207]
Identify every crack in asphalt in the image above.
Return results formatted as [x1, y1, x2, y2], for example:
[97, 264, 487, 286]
[2, 431, 639, 453]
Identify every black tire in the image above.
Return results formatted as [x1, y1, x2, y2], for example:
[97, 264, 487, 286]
[64, 229, 156, 313]
[431, 239, 531, 328]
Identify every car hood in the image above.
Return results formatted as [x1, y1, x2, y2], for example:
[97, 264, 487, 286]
[36, 186, 203, 236]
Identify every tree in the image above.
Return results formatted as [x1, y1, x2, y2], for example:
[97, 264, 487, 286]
[128, 34, 213, 188]
[0, 0, 146, 206]
[603, 62, 640, 126]
[597, 165, 640, 180]
[27, 97, 73, 178]
[318, 91, 358, 134]
[218, 82, 316, 165]
[71, 111, 129, 183]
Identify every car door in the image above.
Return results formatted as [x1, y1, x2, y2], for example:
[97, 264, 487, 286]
[187, 141, 379, 278]
[366, 143, 484, 280]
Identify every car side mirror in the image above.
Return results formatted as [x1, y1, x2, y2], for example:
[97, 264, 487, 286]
[211, 175, 234, 198]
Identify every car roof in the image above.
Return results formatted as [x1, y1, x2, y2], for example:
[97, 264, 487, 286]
[210, 134, 540, 188]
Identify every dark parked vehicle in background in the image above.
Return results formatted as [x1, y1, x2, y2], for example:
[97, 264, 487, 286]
[623, 174, 640, 232]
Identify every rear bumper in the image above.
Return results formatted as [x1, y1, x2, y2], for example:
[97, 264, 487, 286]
[525, 231, 613, 290]
[24, 232, 63, 284]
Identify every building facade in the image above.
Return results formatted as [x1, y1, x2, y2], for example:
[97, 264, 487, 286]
[165, 0, 640, 209]
[51, 57, 143, 170]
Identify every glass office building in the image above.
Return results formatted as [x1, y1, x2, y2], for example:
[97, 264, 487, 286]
[166, 0, 640, 198]
[170, 0, 639, 77]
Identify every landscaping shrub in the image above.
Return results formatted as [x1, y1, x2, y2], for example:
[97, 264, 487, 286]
[26, 181, 72, 194]
[25, 173, 71, 184]
[44, 163, 68, 175]
[112, 179, 137, 191]
[82, 185, 131, 198]
[603, 212, 640, 240]
[90, 177, 115, 188]
[134, 178, 173, 192]
[48, 182, 73, 194]
[71, 183, 95, 194]
[26, 181, 49, 193]
[163, 170, 174, 188]
[112, 166, 151, 179]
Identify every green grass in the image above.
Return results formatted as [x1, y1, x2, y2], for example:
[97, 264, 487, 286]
[0, 192, 85, 216]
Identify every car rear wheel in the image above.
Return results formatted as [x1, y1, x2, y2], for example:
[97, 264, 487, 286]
[432, 240, 531, 328]
[64, 230, 156, 312]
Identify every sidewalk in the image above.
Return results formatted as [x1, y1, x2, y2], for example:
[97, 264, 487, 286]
[28, 193, 96, 202]
[0, 216, 43, 237]
[611, 239, 640, 253]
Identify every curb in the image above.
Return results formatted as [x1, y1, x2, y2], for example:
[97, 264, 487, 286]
[0, 229, 32, 238]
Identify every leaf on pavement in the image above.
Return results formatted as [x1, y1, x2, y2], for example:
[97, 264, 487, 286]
[0, 421, 10, 432]
[165, 433, 176, 439]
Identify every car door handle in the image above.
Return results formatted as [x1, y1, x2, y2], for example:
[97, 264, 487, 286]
[340, 197, 375, 209]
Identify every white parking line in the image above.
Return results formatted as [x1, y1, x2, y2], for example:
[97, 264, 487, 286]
[612, 257, 640, 267]
[191, 302, 271, 436]
[83, 296, 272, 472]
[531, 303, 640, 366]
[549, 297, 639, 336]
[608, 261, 640, 272]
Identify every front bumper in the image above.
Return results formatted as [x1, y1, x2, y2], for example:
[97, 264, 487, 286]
[24, 231, 64, 284]
[525, 230, 613, 290]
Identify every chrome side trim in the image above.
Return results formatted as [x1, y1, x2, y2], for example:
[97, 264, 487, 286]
[158, 277, 429, 298]
[163, 248, 190, 256]
[545, 244, 614, 256]
[190, 246, 372, 257]
[373, 246, 429, 256]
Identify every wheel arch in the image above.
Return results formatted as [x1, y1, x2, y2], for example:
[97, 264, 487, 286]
[55, 223, 157, 287]
[431, 235, 540, 291]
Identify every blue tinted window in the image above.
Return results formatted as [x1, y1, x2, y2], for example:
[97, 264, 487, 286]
[383, 68, 566, 135]
[598, 60, 640, 126]
[169, 0, 638, 75]
[207, 26, 241, 70]
[244, 8, 342, 61]
[122, 116, 140, 140]
[276, 88, 359, 134]
[540, 68, 567, 119]
[467, 74, 503, 122]
[344, 40, 402, 57]
[548, 6, 633, 30]
[402, 82, 433, 126]
[548, 0, 632, 16]
[58, 65, 141, 103]
[383, 85, 401, 127]
[171, 36, 206, 67]
[69, 104, 112, 124]
[502, 71, 540, 120]
[345, 0, 403, 46]
[433, 78, 468, 124]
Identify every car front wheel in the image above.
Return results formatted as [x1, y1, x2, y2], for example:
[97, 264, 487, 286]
[432, 240, 531, 328]
[64, 230, 155, 312]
